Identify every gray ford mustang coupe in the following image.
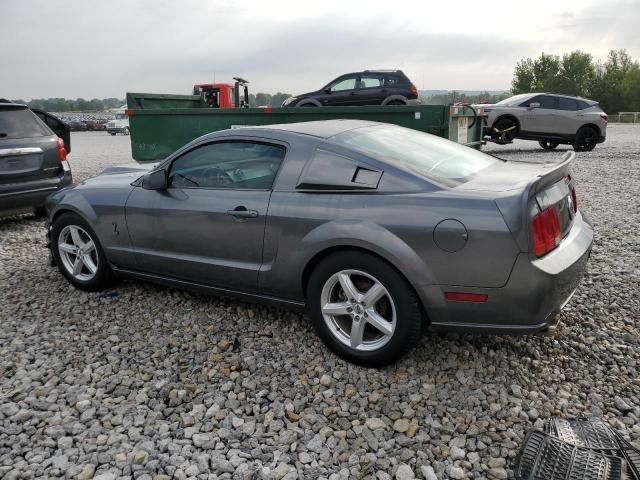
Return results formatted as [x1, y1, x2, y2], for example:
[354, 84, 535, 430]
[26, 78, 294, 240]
[45, 120, 593, 366]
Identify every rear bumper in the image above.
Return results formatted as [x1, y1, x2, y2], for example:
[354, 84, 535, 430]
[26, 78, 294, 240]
[422, 211, 594, 333]
[0, 171, 72, 214]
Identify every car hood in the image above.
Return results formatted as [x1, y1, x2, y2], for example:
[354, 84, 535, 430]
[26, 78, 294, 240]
[78, 162, 157, 188]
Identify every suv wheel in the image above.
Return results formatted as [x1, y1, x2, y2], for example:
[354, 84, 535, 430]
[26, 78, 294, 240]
[307, 251, 422, 367]
[386, 100, 406, 105]
[492, 117, 518, 143]
[51, 213, 114, 291]
[539, 140, 559, 150]
[573, 126, 598, 152]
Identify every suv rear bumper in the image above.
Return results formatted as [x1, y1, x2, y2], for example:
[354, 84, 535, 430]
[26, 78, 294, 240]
[0, 170, 72, 214]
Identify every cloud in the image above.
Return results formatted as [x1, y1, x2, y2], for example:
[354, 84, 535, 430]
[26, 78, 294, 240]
[0, 0, 638, 99]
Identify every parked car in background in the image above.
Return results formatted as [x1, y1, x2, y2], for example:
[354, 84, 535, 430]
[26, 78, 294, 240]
[282, 70, 419, 107]
[68, 120, 88, 132]
[0, 102, 72, 217]
[106, 108, 130, 135]
[46, 120, 592, 366]
[479, 93, 607, 151]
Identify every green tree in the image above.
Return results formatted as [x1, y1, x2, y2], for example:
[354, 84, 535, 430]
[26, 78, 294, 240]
[621, 65, 640, 111]
[557, 51, 594, 96]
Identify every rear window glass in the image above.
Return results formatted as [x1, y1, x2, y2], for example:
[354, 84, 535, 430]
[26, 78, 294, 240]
[558, 98, 578, 111]
[331, 124, 500, 186]
[0, 108, 50, 139]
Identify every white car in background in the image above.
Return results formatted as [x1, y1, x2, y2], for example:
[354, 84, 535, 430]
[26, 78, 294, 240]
[479, 93, 608, 152]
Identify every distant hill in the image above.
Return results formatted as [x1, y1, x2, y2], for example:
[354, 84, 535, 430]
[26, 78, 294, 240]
[419, 90, 508, 97]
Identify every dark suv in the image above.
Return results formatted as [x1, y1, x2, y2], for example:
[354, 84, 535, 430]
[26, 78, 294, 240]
[0, 102, 72, 217]
[282, 70, 419, 107]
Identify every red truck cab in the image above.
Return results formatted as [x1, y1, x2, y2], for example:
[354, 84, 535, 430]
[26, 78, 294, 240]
[193, 77, 249, 109]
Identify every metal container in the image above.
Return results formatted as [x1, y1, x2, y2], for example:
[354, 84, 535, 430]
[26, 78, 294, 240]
[126, 92, 484, 161]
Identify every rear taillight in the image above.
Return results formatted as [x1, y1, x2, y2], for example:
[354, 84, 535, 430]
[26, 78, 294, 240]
[532, 207, 561, 257]
[57, 137, 70, 172]
[570, 187, 578, 213]
[409, 84, 418, 97]
[600, 114, 608, 124]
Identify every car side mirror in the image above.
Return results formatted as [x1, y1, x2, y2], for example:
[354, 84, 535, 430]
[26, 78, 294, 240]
[142, 169, 168, 190]
[324, 88, 332, 94]
[528, 102, 541, 110]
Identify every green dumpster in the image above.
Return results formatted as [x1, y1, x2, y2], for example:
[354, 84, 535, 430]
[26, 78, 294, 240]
[126, 92, 485, 161]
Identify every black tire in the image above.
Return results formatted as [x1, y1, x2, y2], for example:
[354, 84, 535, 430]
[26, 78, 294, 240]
[296, 102, 319, 107]
[51, 212, 114, 292]
[307, 251, 423, 367]
[492, 117, 518, 144]
[539, 140, 559, 150]
[123, 128, 130, 136]
[109, 132, 116, 136]
[386, 100, 406, 105]
[573, 126, 598, 152]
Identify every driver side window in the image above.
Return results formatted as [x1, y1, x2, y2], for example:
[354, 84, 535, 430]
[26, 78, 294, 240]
[169, 141, 286, 190]
[331, 77, 357, 92]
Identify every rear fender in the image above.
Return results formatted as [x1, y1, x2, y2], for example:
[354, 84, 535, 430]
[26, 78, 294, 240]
[298, 219, 437, 291]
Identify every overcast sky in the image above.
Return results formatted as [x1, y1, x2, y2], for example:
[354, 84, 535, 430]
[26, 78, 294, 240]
[1, 0, 639, 100]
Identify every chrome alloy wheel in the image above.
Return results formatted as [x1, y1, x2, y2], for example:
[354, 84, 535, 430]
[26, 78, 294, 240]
[58, 225, 99, 282]
[320, 269, 396, 351]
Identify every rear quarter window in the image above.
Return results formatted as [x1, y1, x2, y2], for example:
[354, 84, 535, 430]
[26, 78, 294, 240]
[0, 108, 51, 139]
[331, 124, 500, 186]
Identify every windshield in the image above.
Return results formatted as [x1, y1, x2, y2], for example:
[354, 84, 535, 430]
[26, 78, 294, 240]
[331, 124, 500, 185]
[495, 94, 534, 105]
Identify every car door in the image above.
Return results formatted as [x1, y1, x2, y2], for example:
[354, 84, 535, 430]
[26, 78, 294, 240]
[519, 95, 557, 134]
[324, 75, 358, 106]
[32, 109, 71, 153]
[555, 97, 583, 135]
[125, 139, 286, 292]
[354, 74, 385, 105]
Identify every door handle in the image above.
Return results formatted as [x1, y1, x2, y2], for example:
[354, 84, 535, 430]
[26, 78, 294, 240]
[227, 206, 258, 218]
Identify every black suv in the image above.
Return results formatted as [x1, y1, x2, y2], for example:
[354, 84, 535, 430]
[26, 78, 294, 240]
[282, 70, 419, 107]
[0, 102, 72, 217]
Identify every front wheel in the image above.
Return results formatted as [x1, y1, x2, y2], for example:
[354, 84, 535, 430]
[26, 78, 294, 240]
[307, 251, 423, 367]
[492, 118, 518, 144]
[539, 140, 559, 150]
[573, 127, 598, 152]
[51, 213, 114, 291]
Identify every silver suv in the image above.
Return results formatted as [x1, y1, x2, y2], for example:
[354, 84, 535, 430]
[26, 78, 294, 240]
[479, 93, 607, 151]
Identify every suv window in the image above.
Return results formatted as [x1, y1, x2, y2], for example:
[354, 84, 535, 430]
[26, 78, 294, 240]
[557, 97, 578, 111]
[169, 141, 285, 190]
[0, 107, 50, 139]
[521, 95, 557, 109]
[360, 75, 383, 89]
[330, 77, 357, 92]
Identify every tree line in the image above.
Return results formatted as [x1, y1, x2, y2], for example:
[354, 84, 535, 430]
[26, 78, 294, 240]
[10, 97, 125, 112]
[512, 49, 640, 114]
[11, 49, 640, 114]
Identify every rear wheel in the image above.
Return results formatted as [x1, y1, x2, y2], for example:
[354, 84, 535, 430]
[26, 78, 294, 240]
[386, 100, 406, 105]
[123, 127, 130, 135]
[539, 140, 559, 150]
[573, 126, 598, 152]
[307, 251, 422, 367]
[492, 117, 518, 144]
[51, 213, 114, 291]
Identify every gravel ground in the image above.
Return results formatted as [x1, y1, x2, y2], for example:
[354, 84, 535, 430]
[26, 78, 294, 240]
[1, 126, 639, 480]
